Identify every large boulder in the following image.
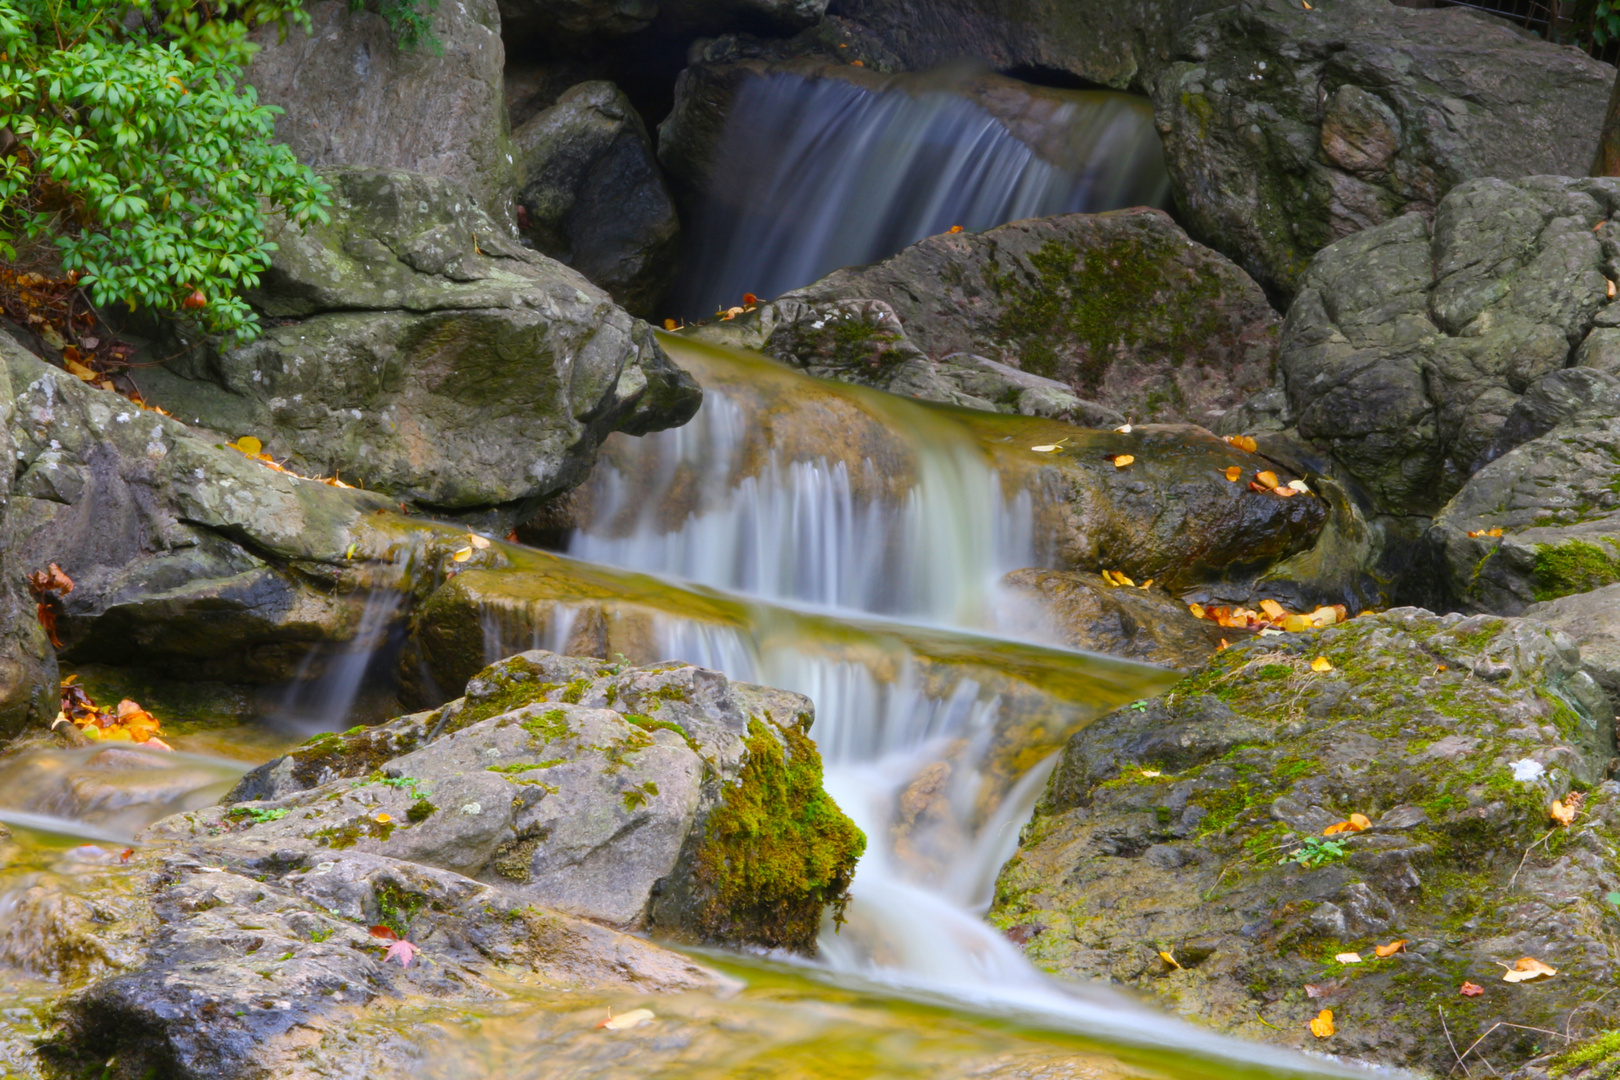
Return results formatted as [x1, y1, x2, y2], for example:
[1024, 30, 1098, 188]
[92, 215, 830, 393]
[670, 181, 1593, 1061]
[139, 170, 700, 510]
[0, 336, 57, 739]
[991, 609, 1617, 1075]
[1430, 415, 1620, 614]
[0, 329, 396, 686]
[245, 0, 515, 223]
[214, 650, 864, 951]
[512, 82, 681, 318]
[1527, 584, 1620, 714]
[713, 209, 1280, 428]
[1151, 0, 1614, 299]
[1281, 176, 1620, 519]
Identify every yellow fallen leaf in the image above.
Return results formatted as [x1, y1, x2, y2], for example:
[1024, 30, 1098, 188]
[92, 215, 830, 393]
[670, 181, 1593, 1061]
[1139, 578, 1154, 589]
[1188, 603, 1206, 619]
[1501, 957, 1557, 983]
[1255, 470, 1279, 489]
[1281, 614, 1312, 633]
[233, 436, 263, 456]
[1323, 814, 1370, 836]
[451, 547, 473, 563]
[1112, 571, 1136, 587]
[1550, 799, 1576, 827]
[1112, 454, 1135, 468]
[663, 318, 678, 330]
[1258, 599, 1286, 620]
[1349, 812, 1371, 830]
[1309, 1009, 1334, 1038]
[1140, 769, 1162, 778]
[1224, 466, 1241, 482]
[1334, 952, 1362, 964]
[1287, 479, 1310, 493]
[1310, 656, 1334, 673]
[1374, 939, 1407, 958]
[1159, 950, 1181, 969]
[597, 1008, 656, 1030]
[1309, 606, 1339, 627]
[1610, 279, 1616, 300]
[467, 534, 491, 550]
[1031, 444, 1062, 453]
[64, 356, 99, 382]
[375, 813, 392, 823]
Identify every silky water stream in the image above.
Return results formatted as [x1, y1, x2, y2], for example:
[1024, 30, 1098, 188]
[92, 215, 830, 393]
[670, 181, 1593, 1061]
[0, 76, 1368, 1079]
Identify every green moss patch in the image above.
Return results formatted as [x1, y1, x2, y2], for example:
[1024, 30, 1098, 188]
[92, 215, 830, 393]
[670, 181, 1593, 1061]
[689, 718, 866, 953]
[1533, 539, 1620, 601]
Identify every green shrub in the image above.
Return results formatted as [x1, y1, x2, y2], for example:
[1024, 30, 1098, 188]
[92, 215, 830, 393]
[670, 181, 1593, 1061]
[0, 0, 331, 340]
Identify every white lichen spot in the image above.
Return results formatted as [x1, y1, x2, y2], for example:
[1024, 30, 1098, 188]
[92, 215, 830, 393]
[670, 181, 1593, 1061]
[116, 412, 131, 423]
[1510, 758, 1545, 782]
[460, 802, 483, 816]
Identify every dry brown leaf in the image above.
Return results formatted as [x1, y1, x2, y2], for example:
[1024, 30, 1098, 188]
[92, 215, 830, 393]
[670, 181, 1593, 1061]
[1459, 981, 1484, 997]
[1224, 466, 1241, 482]
[1310, 656, 1334, 673]
[467, 534, 491, 550]
[1334, 952, 1362, 964]
[1309, 1009, 1334, 1038]
[1304, 980, 1342, 999]
[1374, 939, 1407, 958]
[1501, 957, 1556, 983]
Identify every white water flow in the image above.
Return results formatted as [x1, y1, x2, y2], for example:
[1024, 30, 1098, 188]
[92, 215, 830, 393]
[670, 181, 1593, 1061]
[550, 341, 1364, 1074]
[679, 69, 1169, 314]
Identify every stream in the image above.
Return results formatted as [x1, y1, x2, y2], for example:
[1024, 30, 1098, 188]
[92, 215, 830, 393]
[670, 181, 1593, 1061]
[0, 70, 1372, 1080]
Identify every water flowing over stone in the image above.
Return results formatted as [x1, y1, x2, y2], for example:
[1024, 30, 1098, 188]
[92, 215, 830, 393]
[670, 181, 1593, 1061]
[677, 70, 1168, 314]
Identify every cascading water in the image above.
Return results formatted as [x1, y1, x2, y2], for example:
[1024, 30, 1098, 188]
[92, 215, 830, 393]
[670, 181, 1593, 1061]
[678, 68, 1169, 315]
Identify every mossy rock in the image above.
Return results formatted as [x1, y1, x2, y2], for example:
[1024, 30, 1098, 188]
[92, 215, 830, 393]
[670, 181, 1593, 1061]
[990, 608, 1618, 1075]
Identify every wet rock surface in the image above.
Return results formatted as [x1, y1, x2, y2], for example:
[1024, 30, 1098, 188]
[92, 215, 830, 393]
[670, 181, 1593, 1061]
[138, 170, 700, 510]
[991, 609, 1618, 1075]
[1282, 177, 1620, 518]
[1152, 0, 1613, 299]
[1000, 569, 1229, 671]
[746, 208, 1280, 428]
[512, 82, 680, 318]
[245, 0, 514, 219]
[212, 651, 863, 951]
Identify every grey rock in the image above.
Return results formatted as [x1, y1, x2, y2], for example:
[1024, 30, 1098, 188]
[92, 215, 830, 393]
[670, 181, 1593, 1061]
[1431, 415, 1620, 613]
[1282, 177, 1620, 517]
[752, 208, 1280, 427]
[1479, 368, 1620, 468]
[139, 170, 700, 510]
[994, 609, 1618, 1073]
[498, 0, 657, 43]
[0, 328, 395, 684]
[1152, 0, 1615, 298]
[204, 650, 862, 950]
[245, 0, 515, 223]
[0, 334, 56, 738]
[512, 82, 680, 318]
[1527, 583, 1620, 710]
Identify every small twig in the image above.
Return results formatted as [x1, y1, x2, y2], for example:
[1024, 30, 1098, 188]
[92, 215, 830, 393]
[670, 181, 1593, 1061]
[1454, 1019, 1573, 1072]
[1508, 827, 1557, 889]
[1439, 1005, 1472, 1079]
[1564, 987, 1617, 1039]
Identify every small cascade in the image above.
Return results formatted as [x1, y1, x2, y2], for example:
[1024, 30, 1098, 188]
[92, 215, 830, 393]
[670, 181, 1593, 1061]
[678, 69, 1169, 314]
[271, 587, 408, 735]
[569, 337, 1039, 631]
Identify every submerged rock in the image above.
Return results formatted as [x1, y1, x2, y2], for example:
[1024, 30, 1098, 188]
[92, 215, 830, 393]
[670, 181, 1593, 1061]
[211, 651, 864, 952]
[702, 208, 1280, 429]
[139, 169, 700, 510]
[1282, 176, 1620, 518]
[512, 82, 681, 318]
[991, 609, 1616, 1075]
[999, 569, 1229, 670]
[1152, 0, 1613, 299]
[245, 0, 515, 221]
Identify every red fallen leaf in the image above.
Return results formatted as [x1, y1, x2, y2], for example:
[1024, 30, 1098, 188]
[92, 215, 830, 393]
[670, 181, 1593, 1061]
[742, 293, 758, 306]
[1460, 981, 1484, 997]
[119, 848, 134, 863]
[384, 939, 420, 967]
[369, 925, 399, 941]
[1248, 481, 1268, 493]
[28, 563, 73, 597]
[36, 602, 63, 648]
[505, 530, 519, 543]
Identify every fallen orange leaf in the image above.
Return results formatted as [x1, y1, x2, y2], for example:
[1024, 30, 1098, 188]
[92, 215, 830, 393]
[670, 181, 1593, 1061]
[1310, 656, 1334, 673]
[1159, 950, 1180, 969]
[1255, 470, 1279, 489]
[1309, 1009, 1334, 1038]
[1460, 981, 1484, 997]
[1224, 466, 1241, 482]
[1374, 940, 1407, 958]
[1273, 485, 1297, 497]
[663, 319, 677, 330]
[1111, 454, 1135, 468]
[1188, 603, 1206, 619]
[1501, 956, 1556, 983]
[1549, 799, 1577, 827]
[1323, 814, 1370, 836]
[1225, 435, 1258, 453]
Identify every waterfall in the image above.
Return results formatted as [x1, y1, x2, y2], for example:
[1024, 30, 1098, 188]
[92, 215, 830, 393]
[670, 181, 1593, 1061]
[678, 69, 1169, 315]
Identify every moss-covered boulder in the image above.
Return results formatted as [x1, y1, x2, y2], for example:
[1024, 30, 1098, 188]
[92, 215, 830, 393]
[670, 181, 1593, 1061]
[1430, 415, 1620, 614]
[138, 169, 700, 510]
[211, 650, 863, 953]
[990, 609, 1617, 1075]
[755, 208, 1280, 428]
